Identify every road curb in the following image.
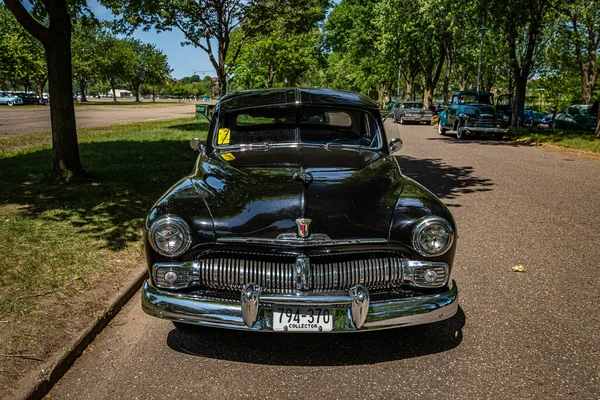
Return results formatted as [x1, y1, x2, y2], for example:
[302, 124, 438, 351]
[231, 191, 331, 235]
[10, 267, 148, 400]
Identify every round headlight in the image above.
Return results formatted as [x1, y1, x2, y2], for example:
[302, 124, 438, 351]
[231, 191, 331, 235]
[503, 114, 510, 122]
[412, 217, 454, 257]
[149, 216, 192, 257]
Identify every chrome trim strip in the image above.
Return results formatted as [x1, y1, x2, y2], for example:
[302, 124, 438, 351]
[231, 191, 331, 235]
[141, 280, 459, 332]
[216, 236, 388, 247]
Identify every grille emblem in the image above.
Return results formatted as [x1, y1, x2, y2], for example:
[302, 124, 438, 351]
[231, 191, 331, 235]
[296, 218, 311, 238]
[295, 256, 311, 291]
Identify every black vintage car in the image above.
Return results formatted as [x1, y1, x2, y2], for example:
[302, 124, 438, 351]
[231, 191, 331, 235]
[142, 88, 458, 332]
[391, 101, 434, 125]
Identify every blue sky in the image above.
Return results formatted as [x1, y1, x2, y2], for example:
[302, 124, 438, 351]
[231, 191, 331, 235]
[89, 0, 216, 79]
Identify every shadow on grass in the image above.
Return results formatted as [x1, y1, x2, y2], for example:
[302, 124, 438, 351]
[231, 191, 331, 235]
[396, 155, 494, 202]
[166, 307, 465, 366]
[0, 140, 198, 251]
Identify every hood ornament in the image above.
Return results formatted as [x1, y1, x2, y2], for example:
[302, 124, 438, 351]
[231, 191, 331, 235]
[296, 218, 312, 238]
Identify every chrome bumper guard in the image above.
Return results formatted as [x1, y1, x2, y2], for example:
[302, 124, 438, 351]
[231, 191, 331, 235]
[142, 280, 459, 332]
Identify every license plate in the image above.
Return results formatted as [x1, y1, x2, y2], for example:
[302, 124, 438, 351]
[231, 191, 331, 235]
[273, 306, 333, 332]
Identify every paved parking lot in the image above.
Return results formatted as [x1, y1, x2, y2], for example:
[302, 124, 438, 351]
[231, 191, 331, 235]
[0, 101, 195, 136]
[47, 122, 600, 399]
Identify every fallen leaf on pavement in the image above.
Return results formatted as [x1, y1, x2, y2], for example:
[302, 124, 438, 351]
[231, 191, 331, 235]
[511, 265, 526, 272]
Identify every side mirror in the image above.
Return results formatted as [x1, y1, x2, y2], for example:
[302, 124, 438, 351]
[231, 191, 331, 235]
[389, 137, 402, 155]
[190, 137, 205, 152]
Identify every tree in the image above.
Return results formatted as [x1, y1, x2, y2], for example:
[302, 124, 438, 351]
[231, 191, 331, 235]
[101, 0, 286, 96]
[123, 39, 171, 102]
[4, 0, 88, 181]
[97, 36, 133, 102]
[72, 19, 103, 102]
[559, 0, 600, 104]
[228, 0, 328, 89]
[375, 0, 446, 107]
[325, 0, 396, 106]
[483, 0, 557, 123]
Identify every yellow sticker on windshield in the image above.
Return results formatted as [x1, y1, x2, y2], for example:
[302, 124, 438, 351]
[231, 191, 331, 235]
[217, 128, 230, 144]
[221, 153, 235, 161]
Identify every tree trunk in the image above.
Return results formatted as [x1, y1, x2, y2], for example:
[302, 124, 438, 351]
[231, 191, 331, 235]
[110, 80, 117, 102]
[595, 115, 600, 138]
[513, 72, 528, 127]
[45, 37, 86, 181]
[376, 83, 386, 109]
[582, 74, 591, 104]
[135, 84, 140, 102]
[152, 87, 156, 102]
[442, 55, 452, 104]
[79, 79, 87, 102]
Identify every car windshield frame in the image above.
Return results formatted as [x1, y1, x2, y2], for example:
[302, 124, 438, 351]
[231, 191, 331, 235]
[454, 94, 494, 105]
[401, 102, 426, 110]
[212, 105, 384, 151]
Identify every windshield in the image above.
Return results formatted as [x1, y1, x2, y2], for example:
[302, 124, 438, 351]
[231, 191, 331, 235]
[402, 103, 425, 109]
[214, 106, 382, 149]
[454, 94, 493, 105]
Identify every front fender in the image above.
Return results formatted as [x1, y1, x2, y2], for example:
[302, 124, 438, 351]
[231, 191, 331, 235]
[388, 177, 457, 264]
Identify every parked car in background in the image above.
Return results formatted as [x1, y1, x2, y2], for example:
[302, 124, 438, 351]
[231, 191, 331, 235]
[15, 92, 42, 105]
[391, 101, 434, 125]
[438, 90, 509, 139]
[0, 92, 24, 106]
[142, 88, 459, 333]
[517, 107, 545, 128]
[553, 105, 596, 131]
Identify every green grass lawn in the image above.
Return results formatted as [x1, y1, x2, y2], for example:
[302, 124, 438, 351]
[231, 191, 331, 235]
[506, 127, 600, 153]
[0, 117, 207, 386]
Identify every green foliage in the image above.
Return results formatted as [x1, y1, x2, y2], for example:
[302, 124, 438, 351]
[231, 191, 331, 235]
[122, 39, 171, 101]
[0, 5, 47, 92]
[324, 0, 396, 105]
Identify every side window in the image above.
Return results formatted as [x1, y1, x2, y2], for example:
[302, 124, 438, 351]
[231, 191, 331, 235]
[452, 96, 459, 105]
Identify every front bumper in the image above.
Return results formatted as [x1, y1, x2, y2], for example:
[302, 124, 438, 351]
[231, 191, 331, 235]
[403, 115, 432, 122]
[463, 124, 508, 134]
[141, 280, 459, 332]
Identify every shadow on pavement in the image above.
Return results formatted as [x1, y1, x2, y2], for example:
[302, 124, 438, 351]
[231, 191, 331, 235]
[396, 155, 494, 202]
[166, 307, 466, 366]
[426, 135, 523, 147]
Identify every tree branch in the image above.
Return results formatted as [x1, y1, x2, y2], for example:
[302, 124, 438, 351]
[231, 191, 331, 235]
[3, 0, 48, 41]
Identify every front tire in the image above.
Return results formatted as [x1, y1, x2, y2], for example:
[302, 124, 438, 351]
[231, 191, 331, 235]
[456, 121, 466, 139]
[7, 100, 13, 106]
[438, 122, 447, 135]
[400, 116, 405, 125]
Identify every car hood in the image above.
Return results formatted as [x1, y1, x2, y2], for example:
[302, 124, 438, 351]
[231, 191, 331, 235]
[190, 146, 403, 241]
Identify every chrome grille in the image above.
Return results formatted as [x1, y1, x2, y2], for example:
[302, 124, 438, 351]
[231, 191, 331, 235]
[196, 251, 404, 293]
[198, 252, 296, 293]
[474, 116, 501, 128]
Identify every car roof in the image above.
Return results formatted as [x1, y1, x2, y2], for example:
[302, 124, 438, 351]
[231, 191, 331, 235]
[217, 88, 379, 111]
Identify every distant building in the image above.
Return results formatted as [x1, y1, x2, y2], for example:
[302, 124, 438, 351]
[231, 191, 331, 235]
[113, 89, 131, 98]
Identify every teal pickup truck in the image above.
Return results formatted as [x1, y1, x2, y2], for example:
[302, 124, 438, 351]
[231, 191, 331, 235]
[438, 90, 510, 139]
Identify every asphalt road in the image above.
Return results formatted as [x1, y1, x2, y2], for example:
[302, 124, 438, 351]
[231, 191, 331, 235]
[0, 102, 195, 136]
[48, 122, 600, 400]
